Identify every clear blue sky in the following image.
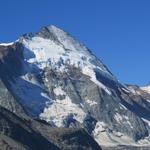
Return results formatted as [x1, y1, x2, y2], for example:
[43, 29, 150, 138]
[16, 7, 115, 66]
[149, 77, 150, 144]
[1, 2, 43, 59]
[0, 0, 150, 86]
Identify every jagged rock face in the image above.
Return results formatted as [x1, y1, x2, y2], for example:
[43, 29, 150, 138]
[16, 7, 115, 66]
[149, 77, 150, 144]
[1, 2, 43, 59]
[0, 25, 150, 148]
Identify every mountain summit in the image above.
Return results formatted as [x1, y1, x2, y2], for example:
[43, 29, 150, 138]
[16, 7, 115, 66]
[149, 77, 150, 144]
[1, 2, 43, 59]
[0, 25, 150, 149]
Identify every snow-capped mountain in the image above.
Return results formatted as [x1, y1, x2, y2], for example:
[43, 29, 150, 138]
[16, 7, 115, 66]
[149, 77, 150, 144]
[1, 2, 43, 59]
[0, 25, 150, 149]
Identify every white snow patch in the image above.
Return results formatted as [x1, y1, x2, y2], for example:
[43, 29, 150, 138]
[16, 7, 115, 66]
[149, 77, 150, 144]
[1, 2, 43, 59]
[93, 121, 106, 133]
[110, 131, 135, 145]
[0, 39, 19, 46]
[121, 87, 130, 93]
[93, 121, 135, 146]
[22, 37, 65, 68]
[86, 99, 97, 106]
[138, 135, 150, 145]
[93, 122, 114, 146]
[145, 99, 150, 103]
[127, 86, 137, 94]
[53, 86, 66, 95]
[119, 103, 127, 110]
[114, 113, 133, 128]
[82, 67, 111, 95]
[21, 73, 41, 87]
[114, 113, 123, 123]
[41, 92, 51, 100]
[142, 118, 150, 127]
[141, 86, 150, 94]
[0, 42, 14, 46]
[126, 121, 133, 128]
[40, 87, 86, 127]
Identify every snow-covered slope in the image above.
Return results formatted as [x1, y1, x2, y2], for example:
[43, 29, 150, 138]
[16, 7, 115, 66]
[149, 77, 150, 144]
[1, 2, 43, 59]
[141, 85, 150, 94]
[0, 42, 14, 46]
[19, 25, 115, 125]
[21, 26, 116, 95]
[1, 25, 150, 148]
